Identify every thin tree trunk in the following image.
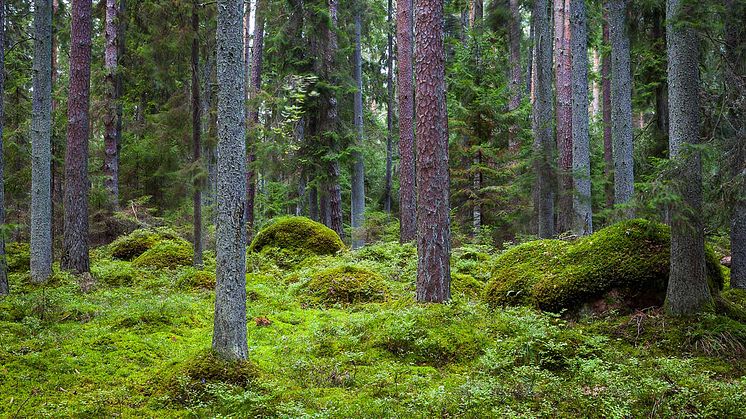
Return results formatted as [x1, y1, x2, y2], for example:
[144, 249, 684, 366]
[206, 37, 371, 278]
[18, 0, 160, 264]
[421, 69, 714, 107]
[471, 0, 483, 236]
[652, 8, 668, 139]
[532, 0, 555, 238]
[192, 0, 203, 267]
[508, 0, 522, 152]
[414, 0, 451, 303]
[591, 49, 600, 117]
[351, 7, 365, 249]
[397, 0, 416, 243]
[0, 0, 7, 295]
[526, 11, 534, 96]
[213, 0, 248, 360]
[571, 0, 591, 235]
[51, 0, 61, 256]
[602, 6, 613, 208]
[103, 0, 120, 210]
[246, 0, 264, 238]
[383, 0, 394, 215]
[30, 0, 53, 283]
[664, 0, 710, 315]
[554, 0, 573, 233]
[309, 184, 319, 221]
[609, 0, 634, 215]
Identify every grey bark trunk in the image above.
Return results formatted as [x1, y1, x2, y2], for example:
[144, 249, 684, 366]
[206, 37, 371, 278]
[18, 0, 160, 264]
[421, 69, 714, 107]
[351, 9, 365, 249]
[602, 7, 613, 208]
[309, 184, 319, 221]
[192, 0, 203, 267]
[212, 0, 248, 360]
[0, 0, 7, 295]
[414, 0, 451, 303]
[397, 0, 416, 243]
[508, 0, 521, 152]
[570, 0, 591, 235]
[532, 0, 555, 238]
[103, 0, 120, 210]
[30, 0, 53, 283]
[609, 0, 634, 215]
[245, 0, 264, 238]
[664, 0, 711, 315]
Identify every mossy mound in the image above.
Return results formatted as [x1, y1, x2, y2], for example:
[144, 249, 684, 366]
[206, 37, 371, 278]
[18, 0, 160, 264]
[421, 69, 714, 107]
[133, 240, 193, 270]
[109, 227, 183, 261]
[299, 265, 388, 306]
[484, 219, 724, 312]
[6, 242, 30, 273]
[91, 260, 141, 286]
[249, 216, 345, 257]
[717, 289, 746, 323]
[451, 273, 485, 299]
[176, 268, 216, 290]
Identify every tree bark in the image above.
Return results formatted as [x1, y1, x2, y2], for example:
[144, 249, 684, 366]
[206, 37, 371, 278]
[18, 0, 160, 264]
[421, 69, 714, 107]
[602, 6, 613, 208]
[324, 0, 343, 240]
[397, 0, 416, 243]
[62, 0, 93, 275]
[414, 0, 451, 303]
[0, 0, 7, 295]
[532, 0, 555, 238]
[309, 185, 319, 221]
[213, 0, 248, 360]
[508, 0, 522, 152]
[30, 0, 53, 283]
[103, 0, 120, 210]
[554, 0, 573, 233]
[246, 0, 264, 238]
[192, 0, 203, 267]
[609, 0, 634, 215]
[664, 0, 710, 315]
[383, 0, 394, 215]
[571, 0, 591, 235]
[351, 7, 366, 249]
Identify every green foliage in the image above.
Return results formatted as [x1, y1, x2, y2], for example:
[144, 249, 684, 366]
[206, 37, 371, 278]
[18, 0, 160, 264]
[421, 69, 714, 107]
[133, 240, 194, 270]
[298, 265, 388, 306]
[249, 216, 345, 257]
[717, 289, 746, 323]
[176, 267, 216, 290]
[91, 259, 141, 286]
[109, 227, 183, 261]
[6, 242, 30, 273]
[485, 219, 725, 312]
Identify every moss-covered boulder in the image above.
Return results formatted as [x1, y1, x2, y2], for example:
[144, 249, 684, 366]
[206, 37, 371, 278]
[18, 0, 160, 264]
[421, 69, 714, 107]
[484, 219, 724, 312]
[133, 240, 193, 270]
[299, 265, 388, 306]
[176, 268, 216, 290]
[109, 227, 183, 261]
[249, 216, 345, 257]
[451, 273, 485, 299]
[6, 242, 30, 273]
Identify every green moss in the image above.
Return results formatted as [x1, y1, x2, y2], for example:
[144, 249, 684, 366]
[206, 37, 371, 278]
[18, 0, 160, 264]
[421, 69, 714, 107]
[176, 268, 216, 290]
[716, 289, 746, 323]
[6, 242, 30, 273]
[298, 265, 388, 306]
[249, 216, 345, 258]
[451, 273, 484, 299]
[109, 227, 184, 261]
[91, 260, 142, 286]
[484, 219, 724, 312]
[133, 240, 193, 270]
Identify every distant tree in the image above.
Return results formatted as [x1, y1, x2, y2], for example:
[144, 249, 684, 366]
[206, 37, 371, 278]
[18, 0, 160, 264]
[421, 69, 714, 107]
[192, 0, 203, 267]
[0, 0, 7, 295]
[103, 0, 121, 210]
[532, 0, 555, 238]
[507, 0, 521, 152]
[246, 0, 265, 237]
[351, 2, 365, 249]
[213, 0, 248, 360]
[554, 0, 572, 233]
[414, 0, 451, 302]
[397, 0, 416, 243]
[30, 0, 53, 283]
[62, 0, 93, 275]
[664, 0, 711, 315]
[602, 5, 613, 208]
[383, 0, 394, 215]
[571, 0, 591, 235]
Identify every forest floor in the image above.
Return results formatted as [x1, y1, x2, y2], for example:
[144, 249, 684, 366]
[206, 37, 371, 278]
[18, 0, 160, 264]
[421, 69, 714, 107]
[1, 238, 746, 417]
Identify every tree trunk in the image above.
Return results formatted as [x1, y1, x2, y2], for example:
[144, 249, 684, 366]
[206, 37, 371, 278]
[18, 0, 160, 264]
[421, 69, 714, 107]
[532, 0, 555, 238]
[192, 0, 203, 267]
[51, 0, 62, 255]
[526, 11, 534, 96]
[591, 49, 600, 117]
[602, 6, 613, 208]
[0, 0, 7, 295]
[245, 0, 264, 238]
[652, 8, 668, 139]
[414, 0, 451, 303]
[212, 0, 248, 360]
[309, 185, 319, 221]
[351, 8, 366, 249]
[508, 0, 522, 152]
[383, 0, 394, 215]
[62, 0, 93, 275]
[397, 0, 416, 243]
[30, 0, 53, 283]
[554, 0, 573, 233]
[103, 0, 120, 210]
[324, 0, 344, 240]
[571, 0, 591, 235]
[609, 0, 634, 215]
[664, 0, 710, 315]
[471, 0, 483, 236]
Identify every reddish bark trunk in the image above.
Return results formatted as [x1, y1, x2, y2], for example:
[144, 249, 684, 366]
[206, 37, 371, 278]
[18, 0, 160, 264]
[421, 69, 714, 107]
[192, 0, 202, 266]
[397, 0, 416, 243]
[554, 0, 573, 233]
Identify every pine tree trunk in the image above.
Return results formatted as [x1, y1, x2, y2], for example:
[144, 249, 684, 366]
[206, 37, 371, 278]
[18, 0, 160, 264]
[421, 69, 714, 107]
[664, 0, 710, 315]
[246, 0, 264, 238]
[351, 8, 366, 249]
[383, 0, 394, 215]
[212, 0, 248, 360]
[0, 0, 7, 295]
[103, 0, 120, 210]
[62, 0, 93, 275]
[652, 8, 668, 139]
[309, 185, 319, 221]
[602, 6, 613, 208]
[397, 0, 416, 243]
[609, 0, 634, 215]
[554, 0, 573, 233]
[30, 0, 53, 283]
[571, 0, 591, 235]
[508, 0, 522, 152]
[192, 0, 203, 267]
[591, 49, 600, 117]
[414, 0, 451, 303]
[532, 0, 555, 238]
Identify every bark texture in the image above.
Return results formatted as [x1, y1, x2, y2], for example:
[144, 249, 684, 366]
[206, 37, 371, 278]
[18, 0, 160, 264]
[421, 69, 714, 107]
[383, 0, 394, 215]
[570, 0, 591, 235]
[246, 0, 265, 237]
[0, 0, 7, 295]
[351, 8, 366, 249]
[213, 0, 248, 360]
[554, 0, 573, 233]
[397, 0, 416, 243]
[62, 0, 93, 275]
[103, 0, 120, 210]
[508, 0, 522, 152]
[533, 0, 555, 238]
[192, 0, 203, 267]
[414, 0, 451, 303]
[30, 0, 53, 283]
[602, 6, 613, 208]
[609, 0, 634, 214]
[664, 0, 710, 315]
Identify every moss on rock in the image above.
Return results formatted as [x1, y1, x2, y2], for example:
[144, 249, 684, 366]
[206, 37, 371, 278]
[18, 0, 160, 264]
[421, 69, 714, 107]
[716, 289, 746, 323]
[451, 273, 485, 299]
[176, 268, 216, 290]
[484, 219, 724, 312]
[133, 240, 193, 270]
[299, 265, 388, 306]
[249, 216, 345, 257]
[109, 227, 183, 261]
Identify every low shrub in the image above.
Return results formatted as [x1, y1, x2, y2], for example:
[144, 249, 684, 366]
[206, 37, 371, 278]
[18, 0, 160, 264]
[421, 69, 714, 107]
[6, 242, 30, 273]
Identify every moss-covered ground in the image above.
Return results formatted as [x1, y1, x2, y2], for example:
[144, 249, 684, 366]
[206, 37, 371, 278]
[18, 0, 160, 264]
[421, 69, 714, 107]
[1, 237, 745, 417]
